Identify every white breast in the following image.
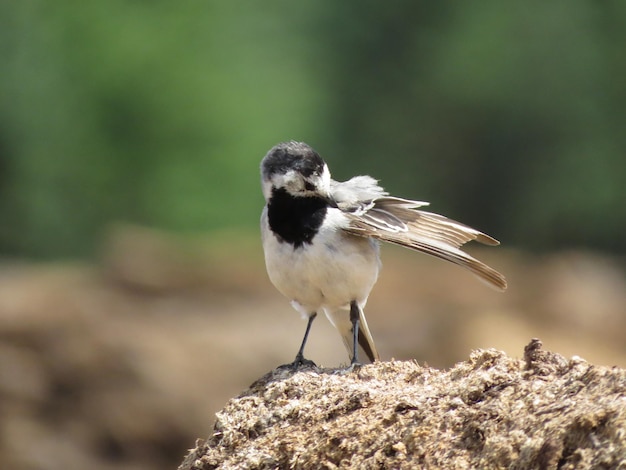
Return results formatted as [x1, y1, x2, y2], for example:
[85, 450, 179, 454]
[261, 207, 380, 315]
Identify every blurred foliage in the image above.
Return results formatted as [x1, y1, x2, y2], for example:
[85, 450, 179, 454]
[1, 1, 625, 258]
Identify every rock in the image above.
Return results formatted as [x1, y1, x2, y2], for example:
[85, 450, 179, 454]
[179, 340, 626, 470]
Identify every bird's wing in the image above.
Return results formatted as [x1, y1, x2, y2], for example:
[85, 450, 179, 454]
[336, 190, 507, 291]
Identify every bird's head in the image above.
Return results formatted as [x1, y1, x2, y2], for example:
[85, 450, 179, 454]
[260, 141, 331, 202]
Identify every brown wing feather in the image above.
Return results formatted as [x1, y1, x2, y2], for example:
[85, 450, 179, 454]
[343, 197, 507, 291]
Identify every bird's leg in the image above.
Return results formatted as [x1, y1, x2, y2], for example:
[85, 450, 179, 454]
[290, 312, 317, 369]
[349, 301, 361, 366]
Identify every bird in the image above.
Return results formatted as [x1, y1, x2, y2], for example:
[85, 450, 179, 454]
[260, 141, 506, 367]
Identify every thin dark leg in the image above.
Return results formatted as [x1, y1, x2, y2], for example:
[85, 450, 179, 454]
[349, 301, 360, 365]
[291, 312, 317, 368]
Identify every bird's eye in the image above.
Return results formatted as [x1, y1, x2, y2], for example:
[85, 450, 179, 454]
[304, 182, 316, 191]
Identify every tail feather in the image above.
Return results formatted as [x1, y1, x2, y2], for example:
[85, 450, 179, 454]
[324, 306, 379, 363]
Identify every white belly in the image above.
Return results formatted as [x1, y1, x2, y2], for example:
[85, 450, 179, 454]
[261, 208, 380, 314]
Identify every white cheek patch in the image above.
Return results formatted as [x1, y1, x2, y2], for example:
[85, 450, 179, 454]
[319, 164, 331, 193]
[261, 180, 274, 201]
[266, 166, 329, 198]
[274, 170, 302, 191]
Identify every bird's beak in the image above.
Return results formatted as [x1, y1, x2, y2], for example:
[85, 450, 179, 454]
[324, 194, 338, 208]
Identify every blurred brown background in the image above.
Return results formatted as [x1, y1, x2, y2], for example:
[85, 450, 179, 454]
[1, 2, 625, 469]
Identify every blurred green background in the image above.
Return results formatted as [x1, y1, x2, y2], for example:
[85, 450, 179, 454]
[2, 1, 625, 259]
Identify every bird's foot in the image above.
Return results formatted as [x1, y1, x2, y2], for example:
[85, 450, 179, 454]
[278, 354, 317, 371]
[334, 360, 363, 375]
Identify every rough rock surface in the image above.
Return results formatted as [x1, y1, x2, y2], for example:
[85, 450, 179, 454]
[179, 340, 626, 469]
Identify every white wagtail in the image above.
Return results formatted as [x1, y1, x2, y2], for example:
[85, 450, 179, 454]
[260, 141, 507, 367]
